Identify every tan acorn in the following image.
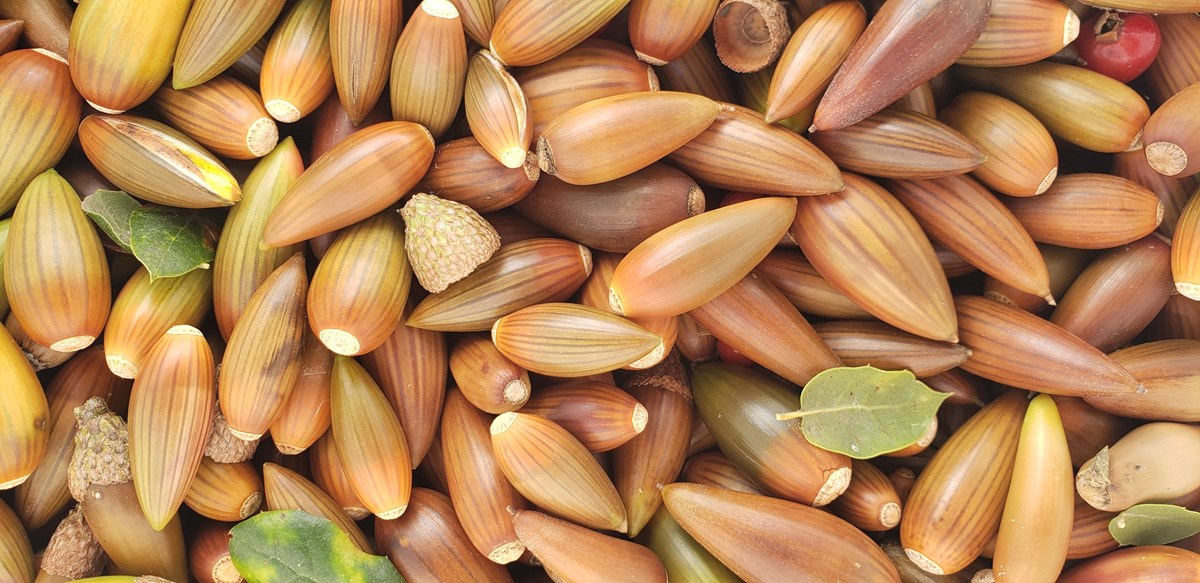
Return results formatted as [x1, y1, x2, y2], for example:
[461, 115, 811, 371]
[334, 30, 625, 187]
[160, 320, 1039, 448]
[1091, 340, 1200, 422]
[376, 488, 512, 583]
[1113, 148, 1195, 239]
[0, 498, 32, 583]
[68, 0, 190, 112]
[449, 333, 530, 414]
[418, 136, 539, 214]
[628, 0, 717, 65]
[401, 192, 500, 294]
[512, 509, 667, 581]
[172, 0, 287, 89]
[0, 48, 80, 215]
[77, 114, 242, 208]
[6, 169, 110, 353]
[128, 326, 216, 530]
[183, 459, 263, 522]
[521, 381, 648, 453]
[939, 91, 1059, 197]
[464, 49, 533, 169]
[814, 320, 970, 378]
[310, 432, 371, 520]
[260, 0, 334, 122]
[1145, 14, 1200, 105]
[331, 0, 403, 126]
[765, 0, 866, 124]
[261, 462, 372, 552]
[1076, 422, 1200, 512]
[104, 266, 213, 379]
[491, 303, 663, 377]
[739, 62, 814, 133]
[655, 37, 738, 102]
[447, 0, 494, 46]
[958, 0, 1081, 67]
[389, 1, 465, 139]
[810, 107, 985, 180]
[152, 75, 278, 160]
[489, 0, 631, 67]
[711, 0, 790, 73]
[755, 250, 873, 319]
[1004, 173, 1163, 249]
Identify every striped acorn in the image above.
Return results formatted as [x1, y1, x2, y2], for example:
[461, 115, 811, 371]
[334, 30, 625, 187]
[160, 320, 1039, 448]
[401, 192, 500, 294]
[375, 488, 512, 583]
[740, 63, 814, 133]
[1076, 422, 1200, 512]
[0, 320, 46, 491]
[690, 271, 842, 386]
[331, 0, 403, 126]
[627, 0, 717, 65]
[814, 320, 969, 378]
[756, 250, 873, 319]
[512, 509, 667, 581]
[939, 91, 1059, 196]
[1112, 148, 1196, 240]
[955, 62, 1149, 153]
[957, 0, 1081, 67]
[310, 91, 391, 161]
[465, 49, 532, 170]
[311, 432, 371, 520]
[447, 0, 494, 46]
[683, 451, 764, 494]
[5, 169, 110, 353]
[711, 0, 790, 73]
[308, 214, 410, 356]
[575, 252, 679, 370]
[520, 380, 648, 452]
[389, 0, 466, 138]
[152, 75, 279, 160]
[262, 121, 434, 248]
[187, 520, 241, 583]
[1144, 82, 1200, 178]
[955, 295, 1141, 397]
[793, 173, 957, 342]
[609, 196, 796, 319]
[888, 174, 1052, 301]
[1059, 546, 1200, 583]
[992, 394, 1074, 583]
[407, 238, 592, 332]
[489, 0, 631, 67]
[1093, 340, 1200, 421]
[68, 0, 190, 113]
[440, 387, 528, 564]
[449, 333, 531, 414]
[0, 48, 80, 215]
[172, 0, 287, 89]
[809, 108, 985, 180]
[13, 346, 126, 528]
[104, 266, 213, 379]
[0, 0, 70, 57]
[213, 137, 304, 340]
[491, 303, 663, 377]
[1004, 173, 1163, 249]
[614, 352, 693, 537]
[0, 19, 17, 55]
[128, 325, 216, 531]
[1174, 185, 1200, 299]
[692, 362, 852, 506]
[1145, 14, 1200, 105]
[538, 91, 720, 186]
[0, 499, 33, 583]
[331, 355, 413, 520]
[261, 462, 372, 553]
[656, 37, 738, 102]
[491, 412, 628, 532]
[360, 311, 447, 466]
[78, 114, 242, 208]
[418, 136, 539, 214]
[219, 253, 308, 440]
[663, 483, 901, 582]
[260, 0, 334, 123]
[901, 391, 1028, 576]
[828, 459, 903, 532]
[983, 244, 1092, 315]
[183, 458, 263, 522]
[1075, 0, 1200, 12]
[812, 0, 990, 131]
[765, 0, 866, 124]
[1054, 395, 1136, 469]
[638, 502, 740, 583]
[1067, 493, 1117, 560]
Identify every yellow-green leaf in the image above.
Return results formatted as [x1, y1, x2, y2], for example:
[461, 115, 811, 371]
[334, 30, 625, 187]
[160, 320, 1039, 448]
[1109, 504, 1200, 547]
[777, 365, 949, 459]
[81, 189, 140, 252]
[229, 510, 405, 583]
[129, 207, 215, 280]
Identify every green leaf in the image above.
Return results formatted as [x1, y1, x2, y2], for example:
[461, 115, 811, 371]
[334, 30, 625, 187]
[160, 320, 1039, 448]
[776, 365, 950, 459]
[229, 510, 405, 583]
[128, 208, 215, 280]
[1109, 504, 1200, 546]
[81, 189, 141, 252]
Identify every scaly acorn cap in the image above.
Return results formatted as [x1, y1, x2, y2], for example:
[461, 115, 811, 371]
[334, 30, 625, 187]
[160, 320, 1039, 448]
[205, 404, 259, 462]
[68, 397, 130, 502]
[39, 504, 108, 580]
[401, 192, 501, 293]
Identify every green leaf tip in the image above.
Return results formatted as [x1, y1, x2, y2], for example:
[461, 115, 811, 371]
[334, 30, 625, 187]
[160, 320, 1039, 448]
[1109, 504, 1200, 547]
[229, 510, 405, 583]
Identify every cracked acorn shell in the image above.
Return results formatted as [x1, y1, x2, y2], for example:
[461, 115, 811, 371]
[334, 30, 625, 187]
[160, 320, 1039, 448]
[172, 0, 287, 90]
[5, 169, 110, 353]
[464, 49, 533, 170]
[1075, 422, 1200, 513]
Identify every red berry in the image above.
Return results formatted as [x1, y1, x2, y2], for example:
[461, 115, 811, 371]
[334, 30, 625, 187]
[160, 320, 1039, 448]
[1074, 11, 1161, 84]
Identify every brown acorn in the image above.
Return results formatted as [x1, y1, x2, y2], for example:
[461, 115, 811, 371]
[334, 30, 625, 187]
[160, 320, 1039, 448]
[0, 48, 80, 214]
[675, 313, 718, 364]
[491, 412, 628, 532]
[710, 0, 790, 73]
[1145, 13, 1200, 105]
[0, 19, 18, 55]
[512, 509, 667, 581]
[68, 0, 190, 112]
[152, 75, 279, 160]
[464, 49, 533, 169]
[128, 326, 216, 530]
[765, 0, 866, 124]
[331, 0, 403, 126]
[183, 459, 263, 522]
[955, 62, 1150, 153]
[262, 121, 434, 248]
[389, 0, 465, 138]
[810, 107, 985, 180]
[219, 253, 308, 439]
[418, 136, 539, 214]
[812, 0, 990, 131]
[901, 391, 1028, 576]
[310, 432, 371, 520]
[828, 459, 903, 532]
[407, 238, 592, 332]
[655, 37, 739, 102]
[1004, 173, 1164, 249]
[1093, 340, 1200, 422]
[1054, 395, 1136, 469]
[172, 0, 287, 89]
[213, 138, 305, 340]
[77, 114, 242, 208]
[449, 333, 531, 414]
[376, 488, 512, 582]
[260, 0, 334, 122]
[447, 0, 495, 46]
[521, 381, 647, 453]
[1076, 422, 1200, 512]
[1144, 83, 1200, 178]
[6, 169, 110, 353]
[627, 0, 715, 66]
[793, 172, 957, 342]
[957, 0, 1080, 67]
[638, 504, 740, 583]
[104, 266, 213, 379]
[1059, 546, 1200, 583]
[489, 0, 630, 67]
[0, 499, 32, 583]
[0, 0, 69, 57]
[814, 320, 970, 377]
[1067, 493, 1119, 560]
[939, 91, 1059, 197]
[187, 519, 241, 583]
[682, 451, 764, 494]
[1113, 148, 1196, 239]
[261, 462, 373, 552]
[492, 303, 663, 377]
[755, 250, 874, 320]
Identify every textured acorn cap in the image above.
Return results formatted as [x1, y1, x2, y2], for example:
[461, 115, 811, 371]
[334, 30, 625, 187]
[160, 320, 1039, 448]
[205, 404, 260, 461]
[68, 397, 131, 502]
[39, 504, 107, 580]
[401, 192, 501, 293]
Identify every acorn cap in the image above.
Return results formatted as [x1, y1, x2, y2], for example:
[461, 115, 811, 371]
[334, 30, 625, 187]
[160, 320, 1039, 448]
[39, 504, 108, 580]
[69, 397, 131, 502]
[205, 404, 259, 463]
[401, 192, 501, 293]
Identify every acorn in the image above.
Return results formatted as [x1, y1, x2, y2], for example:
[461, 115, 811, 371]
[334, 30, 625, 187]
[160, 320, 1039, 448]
[1076, 422, 1200, 512]
[310, 432, 371, 521]
[1074, 0, 1200, 12]
[957, 0, 1080, 67]
[674, 312, 718, 364]
[813, 320, 969, 378]
[77, 114, 242, 208]
[0, 48, 80, 214]
[1144, 293, 1200, 342]
[401, 192, 500, 294]
[261, 462, 373, 553]
[260, 0, 333, 122]
[104, 266, 213, 379]
[448, 0, 495, 46]
[152, 75, 278, 160]
[520, 380, 648, 452]
[1113, 148, 1195, 239]
[637, 505, 739, 583]
[1145, 13, 1200, 105]
[183, 459, 263, 522]
[1067, 493, 1119, 560]
[68, 0, 190, 112]
[711, 0, 790, 73]
[6, 169, 110, 353]
[628, 0, 716, 65]
[755, 250, 874, 320]
[0, 1, 69, 56]
[417, 136, 539, 214]
[827, 459, 903, 532]
[1003, 173, 1163, 249]
[682, 451, 764, 494]
[0, 19, 18, 54]
[376, 488, 512, 582]
[464, 48, 533, 171]
[187, 520, 242, 583]
[0, 499, 32, 583]
[512, 509, 667, 582]
[491, 303, 663, 377]
[765, 0, 866, 124]
[655, 37, 739, 102]
[36, 504, 108, 582]
[1053, 395, 1136, 469]
[1094, 340, 1200, 421]
[6, 311, 72, 371]
[940, 91, 1059, 197]
[739, 62, 814, 133]
[1059, 546, 1200, 583]
[449, 332, 531, 414]
[330, 0, 403, 126]
[489, 0, 630, 67]
[172, 0, 286, 89]
[809, 107, 985, 180]
[692, 362, 852, 506]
